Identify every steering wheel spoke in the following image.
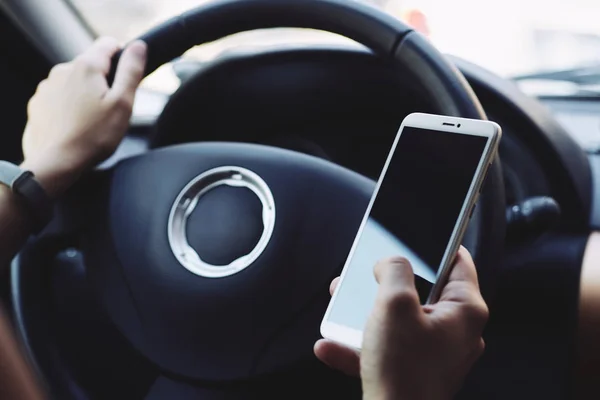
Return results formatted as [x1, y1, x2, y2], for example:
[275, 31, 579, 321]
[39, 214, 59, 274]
[79, 143, 373, 380]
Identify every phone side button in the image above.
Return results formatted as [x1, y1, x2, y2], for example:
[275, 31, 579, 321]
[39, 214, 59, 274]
[479, 163, 493, 193]
[469, 204, 477, 219]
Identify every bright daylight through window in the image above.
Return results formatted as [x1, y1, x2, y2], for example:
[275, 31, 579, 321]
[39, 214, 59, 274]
[68, 0, 600, 95]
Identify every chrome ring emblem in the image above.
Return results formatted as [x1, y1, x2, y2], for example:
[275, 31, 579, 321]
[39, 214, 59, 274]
[168, 166, 276, 278]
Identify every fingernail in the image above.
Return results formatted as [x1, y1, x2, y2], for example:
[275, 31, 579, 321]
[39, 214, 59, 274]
[129, 40, 147, 59]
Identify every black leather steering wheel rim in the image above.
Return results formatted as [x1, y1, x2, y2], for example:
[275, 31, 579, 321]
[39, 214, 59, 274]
[14, 0, 505, 397]
[108, 0, 505, 273]
[100, 0, 503, 378]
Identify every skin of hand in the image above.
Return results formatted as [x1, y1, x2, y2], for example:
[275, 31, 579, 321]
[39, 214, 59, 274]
[20, 37, 147, 198]
[314, 246, 489, 400]
[0, 37, 147, 399]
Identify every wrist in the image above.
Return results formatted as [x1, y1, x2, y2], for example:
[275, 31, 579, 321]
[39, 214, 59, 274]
[362, 386, 397, 400]
[19, 158, 78, 199]
[363, 384, 450, 400]
[0, 183, 31, 227]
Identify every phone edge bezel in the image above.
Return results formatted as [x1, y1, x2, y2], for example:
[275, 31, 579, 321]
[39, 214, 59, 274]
[320, 113, 502, 349]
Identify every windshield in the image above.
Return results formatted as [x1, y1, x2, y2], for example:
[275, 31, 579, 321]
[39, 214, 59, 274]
[68, 0, 600, 94]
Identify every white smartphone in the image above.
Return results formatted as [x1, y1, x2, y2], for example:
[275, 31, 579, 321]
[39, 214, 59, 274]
[320, 112, 501, 349]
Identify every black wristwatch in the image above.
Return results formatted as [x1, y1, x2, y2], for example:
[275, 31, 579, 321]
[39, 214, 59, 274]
[0, 161, 54, 233]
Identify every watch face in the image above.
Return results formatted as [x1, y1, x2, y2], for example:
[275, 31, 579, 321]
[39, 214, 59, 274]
[0, 160, 24, 188]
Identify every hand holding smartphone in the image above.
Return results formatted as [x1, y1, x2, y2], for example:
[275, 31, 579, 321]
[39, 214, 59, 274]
[320, 112, 501, 349]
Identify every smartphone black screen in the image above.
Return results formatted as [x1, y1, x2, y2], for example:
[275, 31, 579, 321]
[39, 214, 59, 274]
[327, 126, 489, 330]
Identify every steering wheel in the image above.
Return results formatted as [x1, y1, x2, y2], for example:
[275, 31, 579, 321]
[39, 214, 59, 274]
[12, 0, 505, 398]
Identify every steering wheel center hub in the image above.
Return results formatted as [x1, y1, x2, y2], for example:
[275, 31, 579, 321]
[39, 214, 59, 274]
[167, 166, 276, 278]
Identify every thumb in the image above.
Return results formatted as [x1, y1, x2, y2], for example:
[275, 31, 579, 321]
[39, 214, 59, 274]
[106, 40, 147, 106]
[373, 257, 420, 316]
[314, 339, 360, 377]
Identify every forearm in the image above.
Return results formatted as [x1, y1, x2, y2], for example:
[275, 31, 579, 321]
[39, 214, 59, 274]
[0, 186, 45, 399]
[0, 154, 76, 271]
[0, 185, 34, 271]
[0, 307, 46, 400]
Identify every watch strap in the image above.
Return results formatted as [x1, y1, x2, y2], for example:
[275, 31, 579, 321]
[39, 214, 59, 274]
[0, 161, 21, 186]
[0, 161, 53, 233]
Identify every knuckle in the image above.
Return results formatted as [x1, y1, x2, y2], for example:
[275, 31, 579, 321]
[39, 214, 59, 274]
[49, 63, 68, 77]
[26, 97, 35, 114]
[111, 95, 134, 112]
[27, 80, 46, 111]
[470, 338, 486, 360]
[34, 79, 47, 93]
[478, 339, 486, 355]
[74, 56, 95, 72]
[462, 300, 489, 326]
[99, 141, 117, 156]
[51, 62, 67, 70]
[381, 290, 417, 315]
[95, 134, 119, 158]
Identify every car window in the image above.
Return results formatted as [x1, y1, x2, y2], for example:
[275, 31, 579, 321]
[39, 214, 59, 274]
[67, 0, 600, 94]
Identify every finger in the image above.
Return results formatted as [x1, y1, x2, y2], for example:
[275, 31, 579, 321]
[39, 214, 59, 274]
[329, 277, 340, 296]
[76, 37, 121, 74]
[438, 247, 486, 307]
[34, 79, 48, 94]
[106, 40, 147, 106]
[448, 246, 479, 288]
[373, 257, 420, 316]
[48, 63, 69, 78]
[314, 339, 360, 377]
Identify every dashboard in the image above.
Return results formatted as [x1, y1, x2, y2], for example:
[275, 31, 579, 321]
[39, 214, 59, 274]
[591, 155, 600, 228]
[540, 98, 600, 228]
[541, 98, 600, 153]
